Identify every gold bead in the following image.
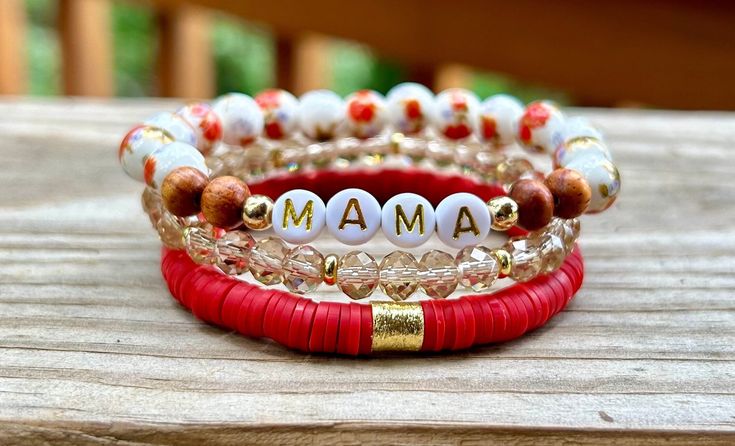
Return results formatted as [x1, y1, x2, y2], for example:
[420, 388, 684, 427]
[242, 194, 274, 230]
[390, 132, 405, 154]
[487, 196, 519, 231]
[371, 301, 424, 352]
[323, 253, 339, 286]
[493, 248, 513, 277]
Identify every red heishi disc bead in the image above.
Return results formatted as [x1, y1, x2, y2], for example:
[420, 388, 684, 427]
[359, 303, 373, 355]
[346, 303, 362, 356]
[273, 294, 300, 346]
[234, 285, 262, 334]
[468, 297, 491, 345]
[287, 299, 311, 350]
[206, 276, 238, 326]
[551, 272, 575, 307]
[188, 271, 219, 322]
[497, 292, 522, 340]
[294, 300, 318, 353]
[545, 277, 566, 316]
[454, 298, 476, 350]
[244, 289, 277, 338]
[309, 303, 330, 353]
[220, 283, 250, 330]
[515, 288, 535, 334]
[322, 303, 342, 353]
[523, 284, 547, 330]
[439, 301, 456, 350]
[420, 300, 437, 351]
[486, 298, 510, 342]
[262, 291, 288, 339]
[431, 299, 446, 351]
[336, 303, 352, 355]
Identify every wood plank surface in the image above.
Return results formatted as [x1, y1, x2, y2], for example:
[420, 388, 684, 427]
[0, 98, 734, 444]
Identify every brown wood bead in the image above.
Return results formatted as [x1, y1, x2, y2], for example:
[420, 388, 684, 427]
[200, 176, 250, 229]
[509, 179, 554, 231]
[544, 168, 592, 218]
[160, 167, 209, 217]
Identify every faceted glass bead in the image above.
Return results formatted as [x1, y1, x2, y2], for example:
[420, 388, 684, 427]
[538, 233, 566, 273]
[337, 251, 380, 300]
[215, 230, 255, 275]
[156, 212, 185, 249]
[379, 251, 419, 301]
[455, 245, 499, 291]
[496, 158, 534, 188]
[419, 250, 459, 299]
[549, 218, 580, 255]
[283, 245, 324, 294]
[505, 238, 543, 282]
[141, 187, 163, 227]
[249, 237, 288, 285]
[183, 226, 217, 264]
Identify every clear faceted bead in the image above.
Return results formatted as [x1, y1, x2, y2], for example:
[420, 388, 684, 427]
[379, 251, 419, 301]
[156, 212, 186, 249]
[283, 245, 324, 294]
[538, 233, 566, 273]
[141, 187, 163, 227]
[215, 230, 255, 275]
[549, 218, 581, 254]
[496, 158, 534, 188]
[249, 237, 288, 285]
[455, 245, 500, 291]
[505, 238, 543, 282]
[337, 251, 380, 300]
[183, 226, 217, 264]
[419, 250, 459, 299]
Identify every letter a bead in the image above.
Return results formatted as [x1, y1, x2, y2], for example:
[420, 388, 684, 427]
[272, 189, 326, 244]
[326, 189, 381, 245]
[381, 193, 435, 248]
[435, 193, 491, 249]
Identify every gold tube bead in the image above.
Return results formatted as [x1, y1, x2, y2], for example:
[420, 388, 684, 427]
[371, 301, 424, 352]
[493, 248, 513, 277]
[323, 254, 338, 286]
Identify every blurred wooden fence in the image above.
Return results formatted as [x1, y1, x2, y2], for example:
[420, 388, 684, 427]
[1, 0, 735, 109]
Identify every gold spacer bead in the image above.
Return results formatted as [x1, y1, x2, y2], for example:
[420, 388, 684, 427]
[242, 194, 274, 231]
[390, 132, 405, 155]
[323, 254, 339, 286]
[371, 301, 424, 352]
[493, 248, 513, 277]
[487, 196, 519, 231]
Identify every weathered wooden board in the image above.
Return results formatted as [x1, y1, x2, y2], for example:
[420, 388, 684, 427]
[0, 98, 734, 445]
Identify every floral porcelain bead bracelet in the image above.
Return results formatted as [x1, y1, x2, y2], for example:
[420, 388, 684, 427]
[118, 83, 620, 353]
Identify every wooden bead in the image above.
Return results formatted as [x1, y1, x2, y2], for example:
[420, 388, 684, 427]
[544, 168, 591, 218]
[161, 166, 209, 217]
[509, 179, 554, 231]
[201, 176, 250, 229]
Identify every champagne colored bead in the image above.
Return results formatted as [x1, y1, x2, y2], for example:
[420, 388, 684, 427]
[176, 102, 223, 154]
[249, 237, 288, 285]
[255, 89, 299, 139]
[215, 230, 255, 275]
[337, 251, 380, 300]
[379, 251, 420, 301]
[538, 233, 566, 273]
[492, 248, 513, 278]
[283, 245, 324, 294]
[487, 196, 519, 231]
[419, 250, 459, 299]
[183, 226, 217, 264]
[386, 82, 435, 135]
[161, 166, 209, 217]
[242, 194, 274, 231]
[156, 212, 186, 249]
[345, 89, 388, 139]
[496, 158, 534, 188]
[509, 179, 554, 231]
[505, 238, 543, 282]
[549, 218, 580, 255]
[323, 254, 339, 286]
[455, 245, 500, 291]
[118, 125, 174, 182]
[201, 176, 251, 229]
[544, 168, 592, 218]
[517, 100, 565, 153]
[142, 187, 163, 227]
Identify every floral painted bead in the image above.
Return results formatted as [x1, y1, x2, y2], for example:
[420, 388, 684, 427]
[175, 102, 223, 154]
[554, 136, 613, 169]
[566, 157, 621, 213]
[345, 89, 388, 139]
[435, 192, 491, 249]
[517, 100, 566, 153]
[119, 125, 174, 182]
[297, 90, 345, 141]
[143, 141, 208, 189]
[475, 94, 524, 146]
[212, 93, 264, 147]
[255, 89, 299, 140]
[272, 189, 327, 244]
[433, 88, 480, 140]
[385, 82, 435, 134]
[143, 112, 198, 147]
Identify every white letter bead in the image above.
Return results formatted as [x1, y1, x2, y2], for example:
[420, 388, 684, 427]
[435, 193, 491, 249]
[326, 188, 381, 245]
[145, 141, 208, 189]
[381, 193, 435, 248]
[272, 189, 326, 244]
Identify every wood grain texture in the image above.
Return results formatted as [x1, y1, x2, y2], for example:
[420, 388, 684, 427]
[0, 98, 734, 444]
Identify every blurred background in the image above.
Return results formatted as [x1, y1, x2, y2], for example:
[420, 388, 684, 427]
[1, 0, 733, 109]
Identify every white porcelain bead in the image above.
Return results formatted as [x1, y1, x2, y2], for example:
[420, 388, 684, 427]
[212, 93, 264, 147]
[175, 103, 223, 154]
[144, 112, 198, 147]
[517, 100, 566, 153]
[345, 89, 388, 139]
[118, 125, 174, 182]
[554, 136, 613, 169]
[475, 94, 524, 146]
[435, 193, 491, 249]
[386, 82, 435, 134]
[325, 188, 381, 245]
[272, 189, 326, 244]
[381, 193, 435, 248]
[144, 141, 208, 189]
[255, 89, 299, 139]
[566, 157, 621, 213]
[433, 88, 480, 140]
[562, 117, 604, 143]
[298, 90, 345, 141]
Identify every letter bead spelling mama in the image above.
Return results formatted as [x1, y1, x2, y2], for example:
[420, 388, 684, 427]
[326, 188, 382, 245]
[381, 193, 435, 248]
[272, 189, 326, 244]
[435, 192, 492, 249]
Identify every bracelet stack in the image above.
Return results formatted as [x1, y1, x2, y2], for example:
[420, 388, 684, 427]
[119, 83, 620, 354]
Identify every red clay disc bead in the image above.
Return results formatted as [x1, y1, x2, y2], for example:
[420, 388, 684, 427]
[544, 168, 592, 218]
[509, 179, 555, 231]
[161, 166, 209, 217]
[201, 176, 250, 229]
